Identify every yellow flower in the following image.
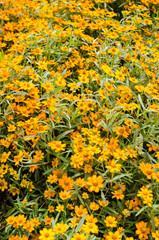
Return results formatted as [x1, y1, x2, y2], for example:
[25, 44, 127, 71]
[82, 222, 99, 234]
[115, 70, 126, 81]
[75, 205, 87, 218]
[129, 77, 138, 83]
[104, 216, 117, 228]
[8, 124, 16, 132]
[105, 159, 121, 173]
[87, 175, 104, 192]
[14, 215, 26, 228]
[154, 217, 159, 228]
[32, 48, 43, 55]
[135, 85, 145, 92]
[153, 171, 159, 182]
[78, 75, 90, 84]
[86, 214, 98, 224]
[152, 230, 159, 240]
[6, 216, 16, 225]
[113, 149, 127, 161]
[98, 200, 109, 207]
[48, 141, 66, 152]
[39, 228, 54, 240]
[8, 187, 20, 196]
[47, 174, 58, 184]
[105, 230, 122, 240]
[53, 223, 69, 235]
[69, 219, 79, 228]
[105, 82, 115, 92]
[90, 202, 99, 211]
[23, 220, 35, 232]
[122, 209, 131, 217]
[0, 152, 11, 163]
[59, 190, 72, 200]
[68, 82, 80, 91]
[56, 75, 66, 87]
[101, 64, 114, 76]
[71, 233, 87, 240]
[41, 81, 54, 92]
[108, 47, 119, 55]
[137, 185, 153, 207]
[56, 204, 64, 212]
[0, 178, 8, 191]
[75, 178, 86, 187]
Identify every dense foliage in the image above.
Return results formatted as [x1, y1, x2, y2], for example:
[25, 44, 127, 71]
[0, 0, 159, 239]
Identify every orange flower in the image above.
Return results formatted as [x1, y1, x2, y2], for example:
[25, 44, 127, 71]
[87, 175, 104, 192]
[48, 206, 54, 213]
[44, 216, 53, 225]
[59, 173, 74, 191]
[139, 162, 154, 179]
[112, 189, 124, 200]
[136, 221, 150, 240]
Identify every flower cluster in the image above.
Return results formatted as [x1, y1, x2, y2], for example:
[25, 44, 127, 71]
[0, 0, 159, 239]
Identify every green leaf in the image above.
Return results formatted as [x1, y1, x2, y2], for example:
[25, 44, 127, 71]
[23, 135, 36, 140]
[105, 207, 118, 215]
[138, 94, 145, 109]
[56, 129, 74, 141]
[106, 173, 132, 183]
[0, 50, 4, 60]
[43, 167, 53, 175]
[75, 213, 87, 233]
[0, 29, 4, 37]
[152, 204, 159, 212]
[55, 212, 60, 223]
[52, 218, 56, 228]
[35, 203, 39, 217]
[135, 206, 147, 216]
[4, 208, 17, 217]
[151, 215, 155, 233]
[117, 200, 123, 211]
[101, 192, 108, 206]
